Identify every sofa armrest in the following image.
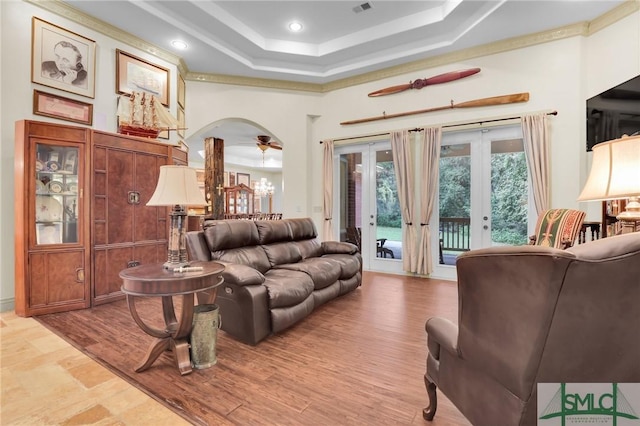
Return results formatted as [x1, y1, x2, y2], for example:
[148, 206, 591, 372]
[322, 240, 358, 254]
[217, 262, 265, 287]
[186, 231, 211, 262]
[426, 317, 458, 360]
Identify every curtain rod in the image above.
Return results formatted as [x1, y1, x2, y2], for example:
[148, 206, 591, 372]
[319, 128, 423, 144]
[319, 111, 557, 143]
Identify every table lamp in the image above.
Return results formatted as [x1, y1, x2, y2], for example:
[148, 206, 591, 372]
[147, 165, 207, 268]
[578, 134, 640, 234]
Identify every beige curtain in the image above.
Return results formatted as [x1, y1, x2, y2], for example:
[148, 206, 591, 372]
[417, 127, 442, 275]
[391, 130, 417, 272]
[521, 114, 550, 214]
[322, 139, 334, 241]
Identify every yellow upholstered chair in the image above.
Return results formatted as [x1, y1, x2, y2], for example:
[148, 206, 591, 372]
[529, 208, 586, 249]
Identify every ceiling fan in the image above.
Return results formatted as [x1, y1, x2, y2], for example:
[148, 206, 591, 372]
[256, 135, 282, 151]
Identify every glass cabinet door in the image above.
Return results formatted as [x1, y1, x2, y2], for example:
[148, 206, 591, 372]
[34, 142, 81, 246]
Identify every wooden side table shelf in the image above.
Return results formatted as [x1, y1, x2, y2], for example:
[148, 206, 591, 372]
[119, 262, 224, 375]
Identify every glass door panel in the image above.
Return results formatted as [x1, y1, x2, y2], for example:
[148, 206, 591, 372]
[34, 143, 80, 245]
[433, 125, 531, 278]
[335, 142, 402, 274]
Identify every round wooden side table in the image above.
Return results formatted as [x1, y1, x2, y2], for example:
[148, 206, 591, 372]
[119, 261, 224, 375]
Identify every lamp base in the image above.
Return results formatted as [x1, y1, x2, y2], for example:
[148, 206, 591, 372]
[616, 196, 640, 234]
[162, 261, 191, 270]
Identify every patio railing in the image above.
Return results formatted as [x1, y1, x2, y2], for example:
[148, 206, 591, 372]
[439, 217, 470, 264]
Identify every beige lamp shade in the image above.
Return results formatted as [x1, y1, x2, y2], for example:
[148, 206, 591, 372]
[578, 135, 640, 201]
[147, 165, 207, 206]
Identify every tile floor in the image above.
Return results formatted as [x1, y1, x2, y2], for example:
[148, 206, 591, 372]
[0, 311, 190, 425]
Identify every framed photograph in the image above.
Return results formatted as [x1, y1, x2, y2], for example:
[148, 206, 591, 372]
[177, 107, 185, 138]
[178, 74, 186, 108]
[33, 90, 93, 125]
[229, 172, 236, 186]
[116, 49, 170, 106]
[32, 18, 96, 98]
[62, 149, 79, 174]
[237, 173, 250, 186]
[36, 222, 62, 245]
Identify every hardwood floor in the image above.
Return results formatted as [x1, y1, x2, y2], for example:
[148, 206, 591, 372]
[1, 271, 471, 425]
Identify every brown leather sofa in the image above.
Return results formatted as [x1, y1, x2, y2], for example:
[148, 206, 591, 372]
[423, 232, 640, 426]
[186, 218, 362, 345]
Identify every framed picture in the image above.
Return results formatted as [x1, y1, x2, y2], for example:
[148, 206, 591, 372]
[62, 149, 79, 174]
[32, 17, 96, 98]
[116, 49, 170, 106]
[177, 107, 185, 138]
[36, 223, 62, 245]
[229, 172, 236, 186]
[237, 173, 250, 186]
[33, 90, 93, 125]
[178, 74, 186, 108]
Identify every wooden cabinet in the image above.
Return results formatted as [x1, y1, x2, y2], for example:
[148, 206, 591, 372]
[15, 120, 188, 315]
[14, 120, 91, 316]
[224, 184, 254, 216]
[91, 131, 187, 305]
[601, 199, 627, 238]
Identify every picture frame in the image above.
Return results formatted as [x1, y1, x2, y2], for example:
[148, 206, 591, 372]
[33, 90, 93, 125]
[36, 222, 62, 245]
[32, 17, 96, 98]
[229, 172, 236, 186]
[62, 149, 79, 174]
[116, 49, 170, 106]
[237, 173, 250, 186]
[177, 107, 185, 138]
[178, 74, 186, 108]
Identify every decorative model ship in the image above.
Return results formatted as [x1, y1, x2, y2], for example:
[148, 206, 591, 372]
[117, 91, 180, 138]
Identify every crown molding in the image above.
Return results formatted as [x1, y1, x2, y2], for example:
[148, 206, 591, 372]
[29, 0, 638, 94]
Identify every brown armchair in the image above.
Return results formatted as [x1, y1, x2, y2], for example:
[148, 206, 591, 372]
[529, 208, 585, 249]
[423, 232, 640, 426]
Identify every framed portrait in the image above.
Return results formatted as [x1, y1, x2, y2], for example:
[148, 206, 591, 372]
[116, 49, 170, 106]
[237, 173, 250, 186]
[32, 17, 96, 98]
[178, 74, 186, 108]
[177, 107, 185, 138]
[33, 90, 93, 125]
[36, 223, 62, 245]
[229, 172, 236, 187]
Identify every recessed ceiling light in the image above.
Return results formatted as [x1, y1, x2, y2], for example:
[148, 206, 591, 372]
[171, 40, 188, 50]
[288, 21, 303, 32]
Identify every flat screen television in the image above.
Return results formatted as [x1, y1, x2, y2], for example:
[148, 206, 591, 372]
[586, 74, 640, 151]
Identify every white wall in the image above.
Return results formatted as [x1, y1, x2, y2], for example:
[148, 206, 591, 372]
[1, 0, 638, 311]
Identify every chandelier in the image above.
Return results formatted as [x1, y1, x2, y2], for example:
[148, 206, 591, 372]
[254, 177, 274, 197]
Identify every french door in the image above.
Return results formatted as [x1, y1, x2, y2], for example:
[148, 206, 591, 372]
[333, 141, 403, 274]
[431, 125, 535, 279]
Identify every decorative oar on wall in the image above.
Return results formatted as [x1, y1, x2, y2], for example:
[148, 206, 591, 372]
[340, 93, 530, 125]
[367, 68, 481, 97]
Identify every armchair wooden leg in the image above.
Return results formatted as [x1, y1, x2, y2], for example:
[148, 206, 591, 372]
[423, 375, 438, 421]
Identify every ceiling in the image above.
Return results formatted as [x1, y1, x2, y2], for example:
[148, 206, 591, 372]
[59, 0, 626, 169]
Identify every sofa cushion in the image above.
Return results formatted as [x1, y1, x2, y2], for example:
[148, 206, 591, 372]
[214, 246, 271, 274]
[295, 238, 323, 259]
[256, 220, 292, 244]
[263, 269, 314, 308]
[262, 242, 303, 266]
[322, 253, 362, 279]
[204, 220, 259, 251]
[275, 257, 341, 290]
[288, 218, 317, 239]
